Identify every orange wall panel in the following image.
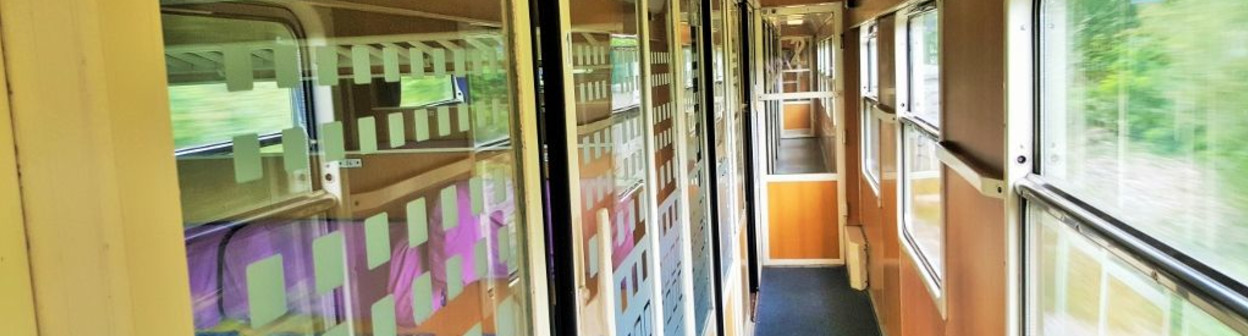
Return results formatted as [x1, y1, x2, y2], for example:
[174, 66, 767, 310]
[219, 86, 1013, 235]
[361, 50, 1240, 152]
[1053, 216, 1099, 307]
[944, 176, 1007, 336]
[782, 103, 813, 130]
[842, 0, 1011, 334]
[901, 256, 947, 336]
[766, 180, 840, 260]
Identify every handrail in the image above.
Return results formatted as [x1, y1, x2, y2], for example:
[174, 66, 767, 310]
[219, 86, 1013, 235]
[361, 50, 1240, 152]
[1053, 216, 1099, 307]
[934, 142, 1005, 199]
[1016, 176, 1248, 332]
[872, 103, 897, 123]
[757, 91, 834, 101]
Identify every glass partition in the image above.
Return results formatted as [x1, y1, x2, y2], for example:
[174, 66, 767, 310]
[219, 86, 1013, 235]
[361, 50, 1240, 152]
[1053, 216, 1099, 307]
[648, 0, 693, 334]
[679, 0, 717, 332]
[564, 0, 659, 333]
[160, 1, 536, 335]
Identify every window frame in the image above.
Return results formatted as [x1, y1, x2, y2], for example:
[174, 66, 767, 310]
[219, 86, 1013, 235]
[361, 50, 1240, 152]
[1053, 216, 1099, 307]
[898, 119, 944, 306]
[860, 97, 882, 196]
[860, 23, 879, 99]
[859, 22, 883, 196]
[1007, 0, 1248, 333]
[899, 4, 940, 132]
[896, 2, 946, 317]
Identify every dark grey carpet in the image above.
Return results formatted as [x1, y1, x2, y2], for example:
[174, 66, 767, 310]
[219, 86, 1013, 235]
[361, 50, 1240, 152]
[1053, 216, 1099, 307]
[756, 267, 881, 336]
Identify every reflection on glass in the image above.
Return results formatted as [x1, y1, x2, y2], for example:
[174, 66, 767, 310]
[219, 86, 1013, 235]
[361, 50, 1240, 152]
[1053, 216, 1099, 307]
[906, 10, 940, 128]
[567, 0, 657, 334]
[679, 0, 716, 332]
[901, 125, 942, 281]
[1029, 207, 1241, 335]
[648, 0, 690, 335]
[1040, 0, 1248, 282]
[709, 0, 739, 284]
[398, 77, 456, 108]
[161, 1, 532, 335]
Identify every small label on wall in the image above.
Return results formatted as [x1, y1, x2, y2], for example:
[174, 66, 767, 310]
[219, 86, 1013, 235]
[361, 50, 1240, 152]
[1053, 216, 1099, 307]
[339, 159, 363, 168]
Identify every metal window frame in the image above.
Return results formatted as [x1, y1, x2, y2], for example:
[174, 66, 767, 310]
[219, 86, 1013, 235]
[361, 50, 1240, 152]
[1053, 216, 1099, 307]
[860, 97, 882, 197]
[1007, 0, 1248, 333]
[896, 2, 941, 134]
[896, 117, 948, 318]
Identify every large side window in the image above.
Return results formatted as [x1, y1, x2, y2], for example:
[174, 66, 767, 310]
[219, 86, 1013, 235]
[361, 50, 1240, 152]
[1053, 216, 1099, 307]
[1027, 0, 1248, 333]
[898, 5, 944, 307]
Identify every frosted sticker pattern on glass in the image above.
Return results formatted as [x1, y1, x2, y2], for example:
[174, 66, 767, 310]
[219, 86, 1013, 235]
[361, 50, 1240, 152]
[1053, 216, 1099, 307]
[281, 128, 309, 174]
[274, 45, 300, 89]
[441, 185, 459, 230]
[321, 122, 346, 162]
[246, 255, 287, 328]
[358, 117, 378, 154]
[407, 198, 428, 246]
[317, 46, 340, 86]
[352, 45, 372, 85]
[388, 112, 406, 148]
[371, 295, 397, 336]
[312, 232, 345, 294]
[365, 212, 392, 269]
[232, 134, 262, 183]
[223, 45, 254, 92]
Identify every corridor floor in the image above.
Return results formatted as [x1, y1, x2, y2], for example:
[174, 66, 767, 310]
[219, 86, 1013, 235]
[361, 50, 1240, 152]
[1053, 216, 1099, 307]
[774, 138, 834, 175]
[756, 267, 881, 336]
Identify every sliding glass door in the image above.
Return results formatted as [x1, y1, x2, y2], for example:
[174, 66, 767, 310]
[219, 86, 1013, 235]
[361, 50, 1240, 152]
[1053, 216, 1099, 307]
[159, 0, 541, 334]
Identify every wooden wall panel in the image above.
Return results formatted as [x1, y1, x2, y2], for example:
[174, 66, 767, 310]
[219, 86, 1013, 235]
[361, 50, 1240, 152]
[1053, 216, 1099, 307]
[842, 0, 1010, 334]
[766, 180, 840, 260]
[943, 0, 1007, 175]
[877, 14, 897, 109]
[866, 178, 901, 336]
[846, 0, 905, 28]
[782, 103, 813, 130]
[944, 174, 1007, 336]
[901, 256, 946, 336]
[940, 0, 1009, 334]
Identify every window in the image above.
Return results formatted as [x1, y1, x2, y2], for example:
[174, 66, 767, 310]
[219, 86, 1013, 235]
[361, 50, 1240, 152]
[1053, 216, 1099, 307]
[861, 25, 879, 98]
[906, 9, 939, 128]
[165, 15, 303, 151]
[860, 23, 882, 194]
[1027, 0, 1248, 333]
[901, 124, 943, 287]
[398, 76, 457, 108]
[861, 101, 881, 192]
[898, 5, 944, 307]
[1029, 205, 1243, 335]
